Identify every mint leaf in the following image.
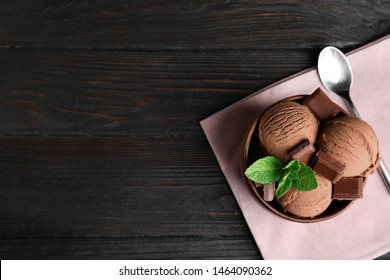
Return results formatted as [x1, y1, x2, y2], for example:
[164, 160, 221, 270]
[283, 159, 300, 173]
[275, 160, 300, 199]
[294, 162, 318, 192]
[244, 156, 284, 184]
[288, 169, 299, 182]
[245, 156, 318, 200]
[275, 169, 293, 198]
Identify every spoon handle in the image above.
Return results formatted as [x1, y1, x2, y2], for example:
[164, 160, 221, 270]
[346, 99, 390, 194]
[347, 100, 361, 119]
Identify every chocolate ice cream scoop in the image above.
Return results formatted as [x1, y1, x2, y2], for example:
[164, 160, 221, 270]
[259, 101, 319, 162]
[277, 173, 332, 218]
[317, 116, 380, 177]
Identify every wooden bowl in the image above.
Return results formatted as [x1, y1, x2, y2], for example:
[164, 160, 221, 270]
[242, 95, 355, 223]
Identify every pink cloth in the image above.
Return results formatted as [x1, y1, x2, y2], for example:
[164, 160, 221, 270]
[200, 35, 390, 259]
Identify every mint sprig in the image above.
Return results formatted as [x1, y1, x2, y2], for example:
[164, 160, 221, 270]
[245, 156, 318, 199]
[244, 156, 284, 184]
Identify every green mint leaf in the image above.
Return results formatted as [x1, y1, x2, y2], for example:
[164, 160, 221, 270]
[288, 169, 299, 182]
[283, 159, 301, 172]
[275, 169, 293, 199]
[294, 162, 318, 192]
[244, 156, 284, 184]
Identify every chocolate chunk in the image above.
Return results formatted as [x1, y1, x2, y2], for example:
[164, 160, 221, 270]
[311, 151, 346, 183]
[263, 183, 275, 201]
[303, 88, 344, 123]
[288, 139, 316, 164]
[332, 177, 364, 200]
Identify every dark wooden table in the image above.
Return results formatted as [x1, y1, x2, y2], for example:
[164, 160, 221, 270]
[1, 0, 389, 260]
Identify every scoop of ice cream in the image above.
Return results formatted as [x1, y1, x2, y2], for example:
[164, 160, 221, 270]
[259, 101, 319, 162]
[317, 116, 380, 177]
[277, 173, 332, 218]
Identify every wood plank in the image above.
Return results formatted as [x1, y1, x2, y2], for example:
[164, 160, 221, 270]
[1, 238, 389, 260]
[0, 0, 389, 49]
[0, 136, 252, 238]
[0, 237, 261, 259]
[0, 48, 313, 136]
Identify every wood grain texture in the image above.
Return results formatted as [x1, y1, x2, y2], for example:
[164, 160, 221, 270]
[0, 0, 389, 260]
[0, 238, 260, 260]
[0, 48, 313, 136]
[0, 136, 247, 238]
[0, 0, 389, 49]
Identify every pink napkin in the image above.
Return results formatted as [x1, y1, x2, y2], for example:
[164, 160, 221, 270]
[200, 35, 390, 259]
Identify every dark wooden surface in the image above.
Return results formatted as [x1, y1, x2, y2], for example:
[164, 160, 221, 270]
[0, 0, 389, 260]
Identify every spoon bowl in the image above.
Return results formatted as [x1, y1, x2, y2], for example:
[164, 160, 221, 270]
[318, 46, 353, 101]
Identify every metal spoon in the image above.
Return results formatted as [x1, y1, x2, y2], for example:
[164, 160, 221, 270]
[318, 46, 390, 194]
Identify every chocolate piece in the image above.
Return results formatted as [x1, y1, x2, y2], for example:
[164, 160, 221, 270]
[311, 151, 346, 183]
[332, 177, 364, 200]
[288, 139, 316, 164]
[303, 88, 344, 123]
[263, 183, 275, 201]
